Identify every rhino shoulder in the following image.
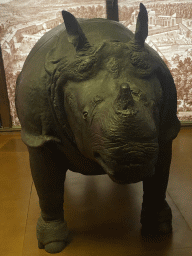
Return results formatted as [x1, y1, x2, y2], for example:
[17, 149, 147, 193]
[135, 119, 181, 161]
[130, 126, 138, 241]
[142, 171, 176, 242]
[147, 45, 181, 142]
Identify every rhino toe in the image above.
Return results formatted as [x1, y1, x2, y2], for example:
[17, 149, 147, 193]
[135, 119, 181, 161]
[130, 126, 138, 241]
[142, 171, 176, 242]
[44, 241, 66, 254]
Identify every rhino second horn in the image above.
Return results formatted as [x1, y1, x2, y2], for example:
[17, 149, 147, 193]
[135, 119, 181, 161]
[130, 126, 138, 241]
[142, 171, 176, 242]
[62, 10, 91, 51]
[134, 3, 148, 47]
[115, 83, 134, 111]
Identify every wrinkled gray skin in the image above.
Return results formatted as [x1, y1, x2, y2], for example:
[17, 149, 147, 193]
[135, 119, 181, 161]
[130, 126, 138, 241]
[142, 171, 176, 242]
[16, 3, 180, 254]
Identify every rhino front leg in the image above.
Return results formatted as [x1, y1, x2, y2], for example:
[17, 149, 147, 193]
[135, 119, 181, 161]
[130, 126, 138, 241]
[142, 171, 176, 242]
[28, 142, 69, 253]
[141, 140, 173, 235]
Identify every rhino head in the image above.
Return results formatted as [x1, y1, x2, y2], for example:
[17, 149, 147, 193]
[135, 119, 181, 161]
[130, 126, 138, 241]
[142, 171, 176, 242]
[59, 4, 163, 184]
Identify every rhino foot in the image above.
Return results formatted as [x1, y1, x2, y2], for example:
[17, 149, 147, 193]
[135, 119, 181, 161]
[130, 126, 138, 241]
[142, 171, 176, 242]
[140, 200, 172, 235]
[36, 216, 69, 254]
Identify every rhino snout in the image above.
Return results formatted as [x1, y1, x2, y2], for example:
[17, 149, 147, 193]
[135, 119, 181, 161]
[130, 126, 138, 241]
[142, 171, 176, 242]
[92, 141, 158, 184]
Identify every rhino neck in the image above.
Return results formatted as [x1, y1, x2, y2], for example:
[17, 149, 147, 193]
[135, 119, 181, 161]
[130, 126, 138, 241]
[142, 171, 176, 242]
[47, 80, 76, 146]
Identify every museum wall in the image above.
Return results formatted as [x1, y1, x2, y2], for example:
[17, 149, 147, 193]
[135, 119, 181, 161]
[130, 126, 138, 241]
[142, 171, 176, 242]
[0, 0, 192, 126]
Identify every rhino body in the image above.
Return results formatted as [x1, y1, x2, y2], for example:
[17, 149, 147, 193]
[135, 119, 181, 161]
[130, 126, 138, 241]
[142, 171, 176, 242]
[16, 4, 180, 254]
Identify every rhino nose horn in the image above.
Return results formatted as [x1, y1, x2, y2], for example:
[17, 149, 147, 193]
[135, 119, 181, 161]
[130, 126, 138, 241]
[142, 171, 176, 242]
[115, 83, 134, 111]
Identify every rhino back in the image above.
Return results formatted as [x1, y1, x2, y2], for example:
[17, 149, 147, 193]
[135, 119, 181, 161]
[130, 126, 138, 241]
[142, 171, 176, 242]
[21, 18, 133, 76]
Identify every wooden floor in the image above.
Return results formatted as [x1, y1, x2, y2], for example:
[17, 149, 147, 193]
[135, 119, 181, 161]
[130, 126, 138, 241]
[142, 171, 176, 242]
[0, 128, 192, 256]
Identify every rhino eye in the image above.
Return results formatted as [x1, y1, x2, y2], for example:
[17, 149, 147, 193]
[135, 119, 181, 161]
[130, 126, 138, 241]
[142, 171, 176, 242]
[93, 95, 103, 104]
[83, 111, 88, 120]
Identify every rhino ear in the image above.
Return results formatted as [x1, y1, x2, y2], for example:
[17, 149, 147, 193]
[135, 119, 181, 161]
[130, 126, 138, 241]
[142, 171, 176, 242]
[62, 10, 91, 51]
[135, 3, 148, 47]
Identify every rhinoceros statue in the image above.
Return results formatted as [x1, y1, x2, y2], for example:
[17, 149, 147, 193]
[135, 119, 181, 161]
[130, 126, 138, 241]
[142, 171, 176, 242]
[15, 3, 180, 254]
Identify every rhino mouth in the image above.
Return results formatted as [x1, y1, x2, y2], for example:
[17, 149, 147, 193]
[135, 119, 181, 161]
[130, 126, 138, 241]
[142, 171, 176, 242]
[93, 151, 156, 184]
